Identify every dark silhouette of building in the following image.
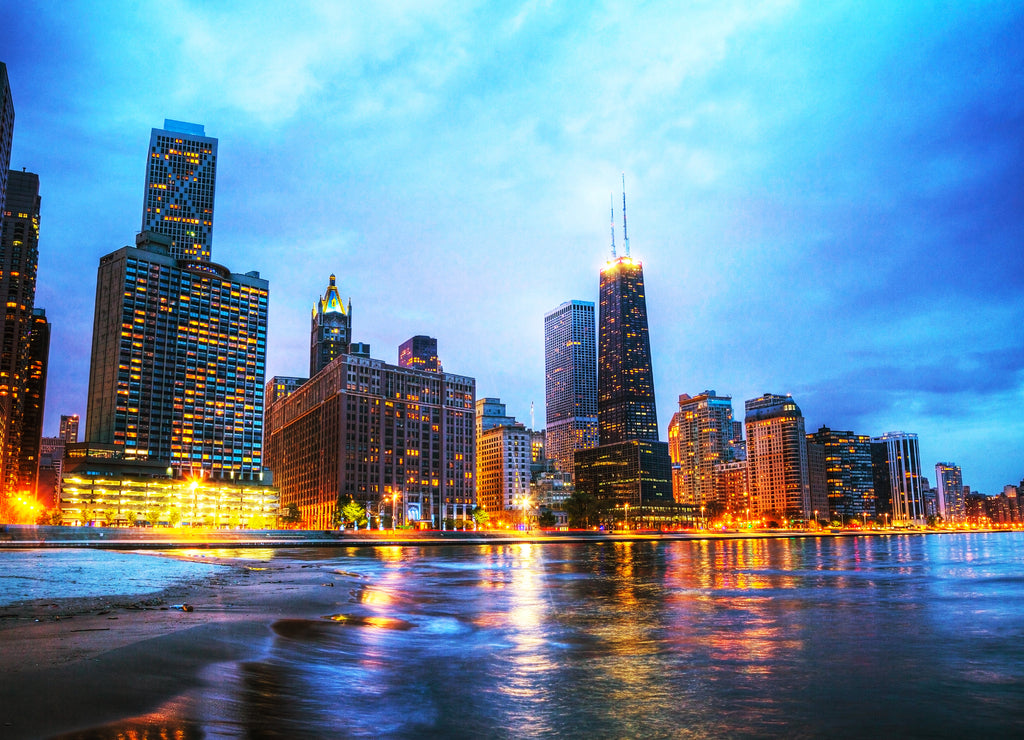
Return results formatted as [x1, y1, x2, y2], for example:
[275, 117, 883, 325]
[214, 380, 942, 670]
[310, 274, 351, 376]
[544, 300, 597, 478]
[807, 426, 875, 520]
[17, 308, 48, 491]
[0, 62, 13, 217]
[142, 120, 218, 261]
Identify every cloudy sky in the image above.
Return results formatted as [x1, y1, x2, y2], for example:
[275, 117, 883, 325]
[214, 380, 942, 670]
[4, 1, 1022, 493]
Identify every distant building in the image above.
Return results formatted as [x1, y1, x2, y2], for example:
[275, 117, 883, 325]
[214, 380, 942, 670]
[85, 231, 268, 480]
[805, 440, 829, 521]
[265, 354, 475, 529]
[667, 391, 739, 509]
[59, 414, 80, 444]
[265, 376, 306, 406]
[870, 432, 925, 523]
[744, 393, 810, 521]
[141, 120, 218, 261]
[310, 274, 351, 376]
[37, 436, 64, 508]
[399, 335, 441, 373]
[476, 397, 517, 437]
[0, 169, 45, 495]
[575, 194, 672, 507]
[807, 426, 875, 520]
[714, 460, 749, 519]
[543, 300, 598, 478]
[935, 463, 964, 521]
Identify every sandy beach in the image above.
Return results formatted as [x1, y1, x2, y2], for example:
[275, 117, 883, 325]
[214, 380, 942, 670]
[0, 552, 349, 739]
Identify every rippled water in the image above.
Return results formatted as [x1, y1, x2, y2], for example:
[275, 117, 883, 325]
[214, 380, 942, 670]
[163, 533, 1024, 739]
[0, 549, 225, 605]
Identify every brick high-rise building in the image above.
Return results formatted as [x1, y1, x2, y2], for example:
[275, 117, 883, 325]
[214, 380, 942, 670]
[544, 300, 597, 479]
[310, 274, 351, 377]
[744, 393, 811, 521]
[142, 120, 218, 261]
[85, 231, 268, 479]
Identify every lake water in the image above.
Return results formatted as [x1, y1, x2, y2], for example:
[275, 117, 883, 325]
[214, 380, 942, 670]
[193, 533, 1024, 738]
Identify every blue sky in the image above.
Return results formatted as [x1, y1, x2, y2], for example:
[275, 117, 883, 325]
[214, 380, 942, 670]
[4, 1, 1022, 493]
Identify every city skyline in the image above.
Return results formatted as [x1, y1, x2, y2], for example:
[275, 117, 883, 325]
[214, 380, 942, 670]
[2, 3, 1022, 494]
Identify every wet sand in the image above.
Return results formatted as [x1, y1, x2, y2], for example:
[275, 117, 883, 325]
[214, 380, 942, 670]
[0, 554, 348, 739]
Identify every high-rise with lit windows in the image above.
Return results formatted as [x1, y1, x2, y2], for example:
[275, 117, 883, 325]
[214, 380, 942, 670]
[575, 188, 672, 506]
[399, 335, 441, 373]
[744, 393, 811, 520]
[1, 170, 45, 495]
[871, 432, 924, 523]
[544, 300, 597, 479]
[59, 414, 80, 444]
[935, 462, 965, 521]
[142, 120, 218, 262]
[85, 231, 268, 478]
[807, 426, 875, 520]
[310, 274, 351, 376]
[668, 391, 740, 509]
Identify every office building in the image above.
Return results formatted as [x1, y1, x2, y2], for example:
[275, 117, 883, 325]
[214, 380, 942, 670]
[544, 300, 598, 478]
[667, 391, 739, 509]
[37, 436, 63, 508]
[265, 353, 475, 529]
[310, 274, 351, 376]
[476, 403, 530, 521]
[870, 432, 925, 523]
[935, 462, 965, 521]
[807, 426, 875, 520]
[476, 397, 517, 437]
[59, 414, 80, 444]
[399, 335, 441, 373]
[0, 170, 43, 495]
[85, 231, 268, 479]
[0, 62, 12, 217]
[265, 376, 307, 406]
[575, 190, 672, 506]
[142, 120, 218, 261]
[714, 460, 749, 519]
[744, 393, 811, 520]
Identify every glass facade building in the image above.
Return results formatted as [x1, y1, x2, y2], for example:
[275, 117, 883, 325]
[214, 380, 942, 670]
[807, 426, 875, 520]
[543, 300, 597, 478]
[85, 231, 268, 479]
[142, 120, 218, 262]
[399, 335, 441, 373]
[870, 431, 925, 523]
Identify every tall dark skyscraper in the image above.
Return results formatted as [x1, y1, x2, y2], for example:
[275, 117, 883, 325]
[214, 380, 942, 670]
[18, 307, 49, 490]
[0, 170, 44, 495]
[0, 62, 13, 218]
[310, 274, 351, 376]
[142, 120, 218, 262]
[575, 185, 672, 506]
[544, 300, 597, 478]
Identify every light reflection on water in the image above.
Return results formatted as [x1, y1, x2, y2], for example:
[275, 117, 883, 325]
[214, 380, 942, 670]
[81, 533, 1024, 738]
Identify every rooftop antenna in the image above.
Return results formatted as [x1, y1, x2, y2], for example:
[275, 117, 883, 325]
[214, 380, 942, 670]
[622, 173, 630, 257]
[530, 401, 535, 431]
[609, 194, 617, 258]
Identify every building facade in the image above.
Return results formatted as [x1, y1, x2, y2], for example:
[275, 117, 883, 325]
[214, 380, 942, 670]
[0, 62, 12, 217]
[85, 231, 268, 479]
[667, 391, 739, 509]
[0, 169, 43, 495]
[265, 353, 475, 529]
[399, 335, 441, 373]
[476, 419, 530, 521]
[543, 300, 598, 479]
[744, 393, 811, 521]
[142, 120, 218, 261]
[935, 462, 965, 521]
[870, 431, 925, 523]
[59, 414, 80, 444]
[310, 274, 351, 377]
[807, 426, 875, 521]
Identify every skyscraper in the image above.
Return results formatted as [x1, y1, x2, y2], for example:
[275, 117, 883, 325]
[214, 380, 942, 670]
[0, 170, 42, 494]
[0, 62, 13, 218]
[806, 426, 875, 521]
[667, 391, 739, 509]
[59, 414, 80, 444]
[575, 185, 672, 506]
[310, 274, 351, 376]
[544, 300, 597, 478]
[935, 462, 964, 521]
[399, 335, 441, 373]
[17, 308, 49, 491]
[85, 231, 268, 478]
[744, 393, 811, 520]
[142, 120, 218, 261]
[870, 431, 925, 523]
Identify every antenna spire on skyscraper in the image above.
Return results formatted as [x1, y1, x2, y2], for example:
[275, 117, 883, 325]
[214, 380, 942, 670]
[622, 173, 630, 257]
[610, 194, 616, 258]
